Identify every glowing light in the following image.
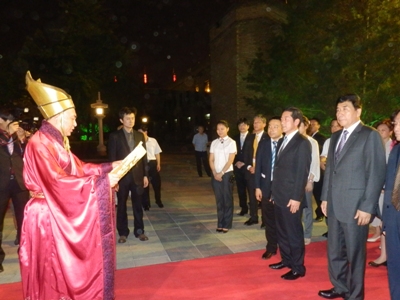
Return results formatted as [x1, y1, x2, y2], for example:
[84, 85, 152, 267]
[142, 117, 148, 123]
[96, 108, 104, 115]
[144, 73, 148, 84]
[205, 81, 211, 93]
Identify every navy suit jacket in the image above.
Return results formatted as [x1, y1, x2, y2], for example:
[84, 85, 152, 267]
[243, 132, 269, 170]
[382, 143, 400, 223]
[271, 132, 311, 207]
[233, 133, 250, 165]
[254, 135, 278, 198]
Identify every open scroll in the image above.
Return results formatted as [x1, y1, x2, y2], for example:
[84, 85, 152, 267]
[110, 141, 147, 179]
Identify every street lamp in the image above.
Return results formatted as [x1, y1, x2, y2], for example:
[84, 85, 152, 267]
[91, 92, 108, 156]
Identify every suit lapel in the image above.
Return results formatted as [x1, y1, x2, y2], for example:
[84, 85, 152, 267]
[335, 123, 363, 164]
[277, 132, 298, 161]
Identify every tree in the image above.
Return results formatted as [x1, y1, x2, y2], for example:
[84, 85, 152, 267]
[245, 0, 400, 126]
[2, 0, 134, 123]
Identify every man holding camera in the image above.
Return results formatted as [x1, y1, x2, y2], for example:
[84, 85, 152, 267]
[0, 109, 29, 273]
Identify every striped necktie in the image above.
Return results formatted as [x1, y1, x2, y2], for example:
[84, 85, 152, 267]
[335, 130, 348, 161]
[271, 141, 277, 180]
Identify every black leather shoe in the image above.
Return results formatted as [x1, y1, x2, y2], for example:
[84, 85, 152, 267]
[281, 270, 304, 280]
[143, 205, 150, 211]
[269, 261, 286, 270]
[156, 201, 164, 208]
[322, 231, 328, 238]
[261, 251, 276, 260]
[14, 237, 20, 246]
[260, 223, 266, 229]
[368, 261, 387, 267]
[237, 210, 248, 216]
[118, 236, 127, 243]
[244, 218, 258, 226]
[314, 216, 324, 222]
[0, 264, 3, 273]
[318, 288, 345, 299]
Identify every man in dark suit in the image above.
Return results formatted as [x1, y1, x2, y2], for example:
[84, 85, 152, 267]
[269, 107, 311, 280]
[243, 115, 269, 225]
[309, 117, 326, 222]
[108, 107, 149, 242]
[0, 109, 29, 272]
[318, 94, 386, 299]
[255, 116, 283, 260]
[233, 118, 250, 216]
[384, 109, 400, 300]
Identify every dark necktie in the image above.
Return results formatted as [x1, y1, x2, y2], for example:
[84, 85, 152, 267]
[335, 130, 348, 161]
[392, 165, 400, 211]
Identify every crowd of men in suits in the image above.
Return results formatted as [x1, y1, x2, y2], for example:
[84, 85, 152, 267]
[222, 94, 400, 300]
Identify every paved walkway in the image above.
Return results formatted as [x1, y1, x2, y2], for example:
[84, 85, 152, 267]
[0, 152, 328, 284]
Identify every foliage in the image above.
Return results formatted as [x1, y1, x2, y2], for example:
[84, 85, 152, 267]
[244, 0, 400, 126]
[1, 0, 133, 123]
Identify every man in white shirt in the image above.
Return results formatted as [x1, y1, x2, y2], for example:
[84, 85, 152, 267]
[192, 126, 211, 177]
[299, 116, 320, 246]
[139, 125, 164, 209]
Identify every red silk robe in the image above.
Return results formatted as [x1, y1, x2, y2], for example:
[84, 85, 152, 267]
[20, 121, 115, 300]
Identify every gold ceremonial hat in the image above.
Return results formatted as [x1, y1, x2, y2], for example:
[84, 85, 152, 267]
[25, 71, 75, 119]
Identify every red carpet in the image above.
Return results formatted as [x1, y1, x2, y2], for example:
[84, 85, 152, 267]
[0, 241, 389, 299]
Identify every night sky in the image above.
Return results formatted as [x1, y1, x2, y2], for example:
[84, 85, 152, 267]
[0, 0, 236, 87]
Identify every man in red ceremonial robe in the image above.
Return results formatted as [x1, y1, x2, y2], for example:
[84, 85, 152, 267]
[19, 71, 121, 300]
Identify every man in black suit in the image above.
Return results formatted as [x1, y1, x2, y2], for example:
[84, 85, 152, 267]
[309, 117, 326, 222]
[318, 95, 386, 299]
[255, 116, 283, 260]
[0, 109, 29, 272]
[108, 107, 149, 242]
[243, 115, 269, 226]
[233, 118, 250, 216]
[269, 107, 311, 280]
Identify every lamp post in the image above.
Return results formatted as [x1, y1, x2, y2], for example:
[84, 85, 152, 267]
[91, 92, 108, 156]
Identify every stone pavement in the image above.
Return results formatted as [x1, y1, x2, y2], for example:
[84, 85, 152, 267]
[0, 152, 328, 284]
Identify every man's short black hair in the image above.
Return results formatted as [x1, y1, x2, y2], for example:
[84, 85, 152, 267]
[0, 108, 15, 122]
[310, 117, 321, 124]
[237, 118, 249, 126]
[118, 107, 137, 120]
[283, 107, 304, 128]
[140, 124, 148, 132]
[336, 94, 362, 110]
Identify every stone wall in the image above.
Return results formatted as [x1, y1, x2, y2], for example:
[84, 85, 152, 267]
[210, 1, 286, 135]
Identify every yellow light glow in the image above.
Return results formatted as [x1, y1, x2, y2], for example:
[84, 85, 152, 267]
[142, 117, 148, 123]
[96, 108, 104, 115]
